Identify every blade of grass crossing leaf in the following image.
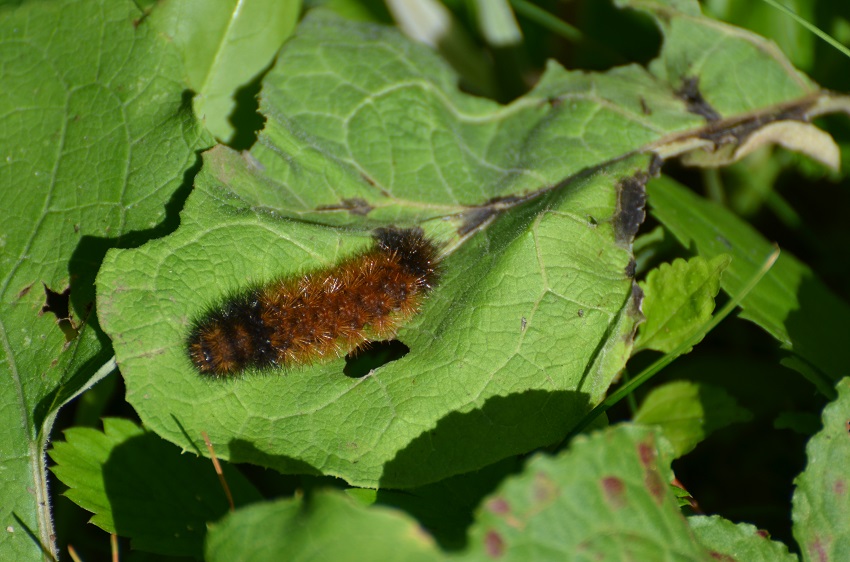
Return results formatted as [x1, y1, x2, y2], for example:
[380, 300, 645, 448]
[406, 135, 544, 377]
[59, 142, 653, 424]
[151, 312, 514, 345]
[563, 246, 781, 442]
[760, 0, 850, 59]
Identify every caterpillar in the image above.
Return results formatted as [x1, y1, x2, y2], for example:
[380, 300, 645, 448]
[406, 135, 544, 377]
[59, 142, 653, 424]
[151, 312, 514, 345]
[186, 227, 440, 376]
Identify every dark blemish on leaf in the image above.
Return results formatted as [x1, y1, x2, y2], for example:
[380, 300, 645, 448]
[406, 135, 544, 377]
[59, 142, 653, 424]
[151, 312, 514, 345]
[459, 194, 529, 236]
[484, 530, 504, 558]
[631, 283, 644, 314]
[648, 153, 664, 177]
[317, 198, 374, 216]
[639, 97, 652, 115]
[626, 283, 645, 338]
[809, 535, 828, 562]
[577, 309, 584, 317]
[677, 77, 721, 122]
[360, 173, 377, 187]
[624, 259, 636, 278]
[486, 497, 511, 515]
[547, 96, 563, 108]
[708, 552, 736, 561]
[756, 530, 770, 539]
[835, 479, 846, 496]
[73, 224, 80, 233]
[638, 438, 665, 504]
[614, 174, 647, 246]
[16, 282, 34, 300]
[716, 235, 733, 249]
[533, 472, 559, 504]
[587, 215, 598, 227]
[601, 476, 627, 509]
[520, 317, 527, 332]
[697, 102, 814, 148]
[638, 440, 656, 467]
[645, 470, 665, 505]
[343, 339, 410, 378]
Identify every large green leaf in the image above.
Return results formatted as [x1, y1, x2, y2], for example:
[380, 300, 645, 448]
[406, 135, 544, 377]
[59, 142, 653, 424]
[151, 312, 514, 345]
[793, 377, 850, 561]
[460, 426, 710, 561]
[96, 3, 850, 489]
[0, 0, 211, 558]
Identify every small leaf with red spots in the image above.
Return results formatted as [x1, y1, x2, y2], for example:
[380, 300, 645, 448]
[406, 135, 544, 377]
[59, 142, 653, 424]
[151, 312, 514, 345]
[793, 377, 850, 561]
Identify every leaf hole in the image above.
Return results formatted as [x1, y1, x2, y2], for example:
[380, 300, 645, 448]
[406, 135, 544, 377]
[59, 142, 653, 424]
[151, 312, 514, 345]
[343, 339, 410, 378]
[41, 283, 78, 342]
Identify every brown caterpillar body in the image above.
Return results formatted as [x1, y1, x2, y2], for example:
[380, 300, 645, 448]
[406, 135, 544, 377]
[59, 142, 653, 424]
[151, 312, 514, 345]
[186, 228, 440, 376]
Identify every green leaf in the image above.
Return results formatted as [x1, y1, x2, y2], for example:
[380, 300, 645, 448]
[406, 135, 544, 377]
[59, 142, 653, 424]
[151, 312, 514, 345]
[205, 490, 442, 562]
[96, 4, 850, 489]
[49, 418, 262, 559]
[0, 0, 211, 558]
[150, 0, 302, 142]
[689, 515, 797, 562]
[647, 174, 850, 391]
[624, 0, 815, 114]
[636, 255, 731, 354]
[792, 377, 850, 561]
[460, 425, 715, 561]
[634, 381, 753, 458]
[97, 11, 659, 489]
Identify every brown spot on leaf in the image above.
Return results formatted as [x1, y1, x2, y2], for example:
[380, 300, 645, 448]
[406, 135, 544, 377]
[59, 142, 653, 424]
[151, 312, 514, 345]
[484, 530, 504, 558]
[708, 552, 736, 561]
[614, 173, 647, 246]
[601, 476, 627, 509]
[644, 470, 665, 505]
[533, 472, 559, 505]
[835, 479, 846, 496]
[624, 259, 636, 278]
[486, 497, 511, 515]
[809, 535, 829, 562]
[459, 195, 527, 236]
[677, 77, 721, 122]
[638, 439, 665, 504]
[638, 440, 656, 468]
[316, 198, 373, 216]
[16, 282, 34, 300]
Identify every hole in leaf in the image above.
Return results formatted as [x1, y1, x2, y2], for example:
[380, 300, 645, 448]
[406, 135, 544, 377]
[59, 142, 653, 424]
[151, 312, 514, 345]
[41, 283, 78, 342]
[343, 339, 410, 378]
